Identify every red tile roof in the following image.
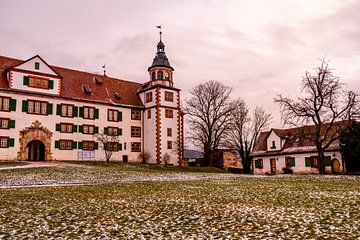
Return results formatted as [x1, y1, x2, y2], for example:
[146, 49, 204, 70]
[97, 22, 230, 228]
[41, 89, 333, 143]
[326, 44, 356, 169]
[0, 55, 144, 107]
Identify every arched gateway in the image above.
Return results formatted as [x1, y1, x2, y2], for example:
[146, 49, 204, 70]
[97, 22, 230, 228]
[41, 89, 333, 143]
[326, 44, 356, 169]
[17, 120, 53, 161]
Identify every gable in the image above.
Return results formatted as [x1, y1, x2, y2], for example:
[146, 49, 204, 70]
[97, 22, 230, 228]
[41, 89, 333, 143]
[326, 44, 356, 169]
[13, 55, 59, 77]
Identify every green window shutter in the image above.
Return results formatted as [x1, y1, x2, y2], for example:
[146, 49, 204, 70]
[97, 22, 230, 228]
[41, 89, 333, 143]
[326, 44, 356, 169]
[56, 104, 61, 115]
[79, 107, 84, 118]
[94, 126, 99, 134]
[305, 157, 311, 167]
[94, 109, 99, 119]
[118, 143, 122, 151]
[118, 111, 122, 121]
[94, 142, 99, 150]
[47, 103, 53, 115]
[73, 106, 78, 117]
[10, 99, 16, 111]
[104, 127, 108, 135]
[78, 125, 83, 133]
[72, 141, 77, 149]
[8, 120, 15, 128]
[324, 156, 331, 166]
[48, 80, 54, 89]
[23, 76, 29, 86]
[56, 123, 61, 131]
[55, 140, 60, 149]
[72, 125, 77, 133]
[34, 62, 40, 70]
[118, 128, 122, 136]
[78, 142, 83, 149]
[22, 100, 28, 112]
[8, 138, 15, 147]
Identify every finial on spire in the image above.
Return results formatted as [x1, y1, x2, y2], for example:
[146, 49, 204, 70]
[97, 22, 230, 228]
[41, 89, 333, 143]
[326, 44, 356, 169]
[156, 25, 162, 41]
[102, 64, 106, 76]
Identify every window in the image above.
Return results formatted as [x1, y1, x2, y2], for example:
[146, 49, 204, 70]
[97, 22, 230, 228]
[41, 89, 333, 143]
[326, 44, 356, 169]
[60, 140, 73, 150]
[131, 126, 141, 137]
[60, 123, 73, 133]
[131, 142, 141, 152]
[146, 92, 153, 103]
[83, 125, 95, 134]
[0, 97, 10, 111]
[157, 71, 163, 80]
[0, 119, 9, 129]
[305, 156, 319, 168]
[165, 109, 173, 118]
[0, 137, 8, 148]
[107, 142, 119, 151]
[164, 71, 170, 80]
[34, 62, 40, 70]
[123, 155, 128, 163]
[61, 104, 73, 117]
[83, 107, 95, 119]
[167, 128, 172, 137]
[285, 157, 295, 168]
[167, 141, 172, 150]
[147, 109, 151, 119]
[82, 141, 95, 150]
[28, 76, 49, 89]
[165, 91, 174, 102]
[131, 109, 141, 120]
[270, 141, 276, 149]
[108, 109, 119, 121]
[28, 100, 48, 115]
[151, 72, 156, 80]
[255, 159, 263, 169]
[107, 127, 119, 136]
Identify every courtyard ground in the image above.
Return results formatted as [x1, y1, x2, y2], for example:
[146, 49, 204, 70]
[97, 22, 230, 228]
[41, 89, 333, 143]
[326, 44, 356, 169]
[0, 162, 359, 239]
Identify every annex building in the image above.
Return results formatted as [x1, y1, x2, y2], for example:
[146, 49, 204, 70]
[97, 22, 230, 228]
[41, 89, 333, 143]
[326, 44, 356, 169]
[0, 37, 184, 165]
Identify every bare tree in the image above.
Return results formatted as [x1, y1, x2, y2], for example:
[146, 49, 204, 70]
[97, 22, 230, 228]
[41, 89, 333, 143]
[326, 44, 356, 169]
[184, 80, 238, 166]
[162, 153, 171, 166]
[138, 151, 151, 164]
[95, 132, 121, 163]
[274, 60, 359, 174]
[224, 99, 272, 173]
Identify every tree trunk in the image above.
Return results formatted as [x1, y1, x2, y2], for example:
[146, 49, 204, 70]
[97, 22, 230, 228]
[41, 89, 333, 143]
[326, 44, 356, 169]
[318, 151, 325, 174]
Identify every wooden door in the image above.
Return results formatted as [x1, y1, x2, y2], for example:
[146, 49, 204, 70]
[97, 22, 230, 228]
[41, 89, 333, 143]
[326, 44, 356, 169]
[332, 159, 340, 174]
[270, 159, 276, 174]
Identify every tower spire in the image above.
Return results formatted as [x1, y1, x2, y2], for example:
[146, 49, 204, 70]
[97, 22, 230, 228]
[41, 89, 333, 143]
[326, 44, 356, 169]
[156, 25, 162, 41]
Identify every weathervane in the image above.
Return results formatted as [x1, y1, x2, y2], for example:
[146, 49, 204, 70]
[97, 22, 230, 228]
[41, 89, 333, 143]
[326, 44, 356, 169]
[102, 64, 106, 76]
[156, 25, 162, 41]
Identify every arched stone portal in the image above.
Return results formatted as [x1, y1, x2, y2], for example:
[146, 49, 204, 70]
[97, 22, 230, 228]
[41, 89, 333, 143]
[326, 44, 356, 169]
[27, 140, 45, 161]
[17, 120, 53, 161]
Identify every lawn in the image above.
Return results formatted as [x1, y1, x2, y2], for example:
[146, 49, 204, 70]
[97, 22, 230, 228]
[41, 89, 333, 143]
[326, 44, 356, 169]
[0, 169, 359, 239]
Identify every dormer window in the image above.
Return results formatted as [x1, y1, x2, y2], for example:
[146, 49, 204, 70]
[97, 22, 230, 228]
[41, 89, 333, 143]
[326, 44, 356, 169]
[34, 62, 40, 70]
[83, 84, 92, 94]
[94, 77, 103, 84]
[114, 92, 121, 100]
[157, 71, 163, 80]
[271, 141, 276, 149]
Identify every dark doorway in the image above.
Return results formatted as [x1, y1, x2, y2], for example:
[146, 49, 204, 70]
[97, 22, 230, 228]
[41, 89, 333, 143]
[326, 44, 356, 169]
[270, 158, 276, 174]
[27, 140, 45, 161]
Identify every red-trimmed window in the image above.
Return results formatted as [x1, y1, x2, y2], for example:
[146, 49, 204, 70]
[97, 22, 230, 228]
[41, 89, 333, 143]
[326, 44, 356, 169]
[60, 123, 73, 133]
[0, 137, 8, 148]
[0, 118, 9, 129]
[108, 109, 119, 122]
[108, 127, 118, 136]
[131, 142, 141, 152]
[131, 109, 141, 120]
[147, 109, 151, 119]
[167, 141, 172, 150]
[84, 107, 95, 119]
[167, 128, 172, 137]
[255, 159, 263, 169]
[82, 141, 95, 150]
[107, 142, 118, 151]
[165, 109, 173, 118]
[165, 91, 174, 102]
[28, 100, 48, 115]
[60, 140, 73, 150]
[146, 92, 153, 103]
[83, 125, 95, 134]
[0, 97, 10, 111]
[131, 126, 141, 137]
[61, 104, 73, 117]
[28, 76, 49, 89]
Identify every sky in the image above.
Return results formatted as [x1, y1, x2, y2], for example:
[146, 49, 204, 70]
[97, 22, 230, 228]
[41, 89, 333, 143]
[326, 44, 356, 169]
[0, 0, 359, 128]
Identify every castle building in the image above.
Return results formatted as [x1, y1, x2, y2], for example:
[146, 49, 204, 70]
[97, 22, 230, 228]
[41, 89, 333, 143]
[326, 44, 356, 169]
[0, 36, 184, 165]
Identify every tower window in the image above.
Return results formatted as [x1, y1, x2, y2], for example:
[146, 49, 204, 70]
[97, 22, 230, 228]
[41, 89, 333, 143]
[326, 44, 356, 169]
[146, 92, 153, 103]
[147, 109, 151, 119]
[151, 72, 156, 80]
[165, 91, 173, 102]
[164, 72, 169, 80]
[165, 109, 173, 118]
[157, 71, 163, 80]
